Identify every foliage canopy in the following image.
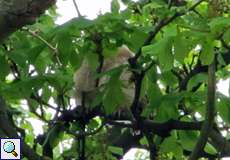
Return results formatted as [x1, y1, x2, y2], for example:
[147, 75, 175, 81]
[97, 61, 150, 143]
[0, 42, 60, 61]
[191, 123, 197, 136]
[0, 0, 230, 159]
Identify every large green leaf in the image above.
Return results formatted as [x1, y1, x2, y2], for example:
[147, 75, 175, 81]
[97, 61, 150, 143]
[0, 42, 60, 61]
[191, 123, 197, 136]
[8, 49, 28, 69]
[142, 37, 174, 71]
[154, 93, 182, 122]
[204, 143, 217, 155]
[217, 96, 230, 124]
[178, 130, 198, 151]
[200, 36, 214, 65]
[142, 82, 162, 117]
[102, 68, 125, 114]
[174, 35, 191, 63]
[160, 71, 178, 87]
[187, 73, 207, 91]
[108, 146, 123, 156]
[27, 45, 45, 64]
[57, 32, 73, 65]
[158, 37, 174, 71]
[148, 82, 162, 108]
[209, 17, 230, 37]
[160, 136, 183, 160]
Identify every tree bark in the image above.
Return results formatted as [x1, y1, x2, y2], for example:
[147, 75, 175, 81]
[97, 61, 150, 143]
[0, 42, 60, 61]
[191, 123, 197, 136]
[0, 0, 55, 43]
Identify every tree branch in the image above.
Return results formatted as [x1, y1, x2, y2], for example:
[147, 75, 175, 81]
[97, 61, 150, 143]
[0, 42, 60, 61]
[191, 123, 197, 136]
[0, 0, 56, 43]
[22, 27, 61, 65]
[189, 59, 216, 160]
[72, 0, 82, 17]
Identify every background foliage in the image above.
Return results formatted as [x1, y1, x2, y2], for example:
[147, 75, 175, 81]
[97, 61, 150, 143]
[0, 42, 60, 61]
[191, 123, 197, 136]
[0, 0, 230, 159]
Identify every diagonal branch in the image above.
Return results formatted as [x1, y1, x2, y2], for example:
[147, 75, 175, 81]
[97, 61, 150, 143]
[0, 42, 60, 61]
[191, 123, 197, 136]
[22, 27, 62, 65]
[72, 0, 82, 17]
[189, 59, 216, 160]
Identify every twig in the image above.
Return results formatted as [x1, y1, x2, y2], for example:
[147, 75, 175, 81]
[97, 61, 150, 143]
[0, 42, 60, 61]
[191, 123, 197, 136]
[30, 94, 63, 112]
[30, 109, 49, 123]
[192, 8, 204, 18]
[22, 27, 61, 65]
[72, 0, 82, 17]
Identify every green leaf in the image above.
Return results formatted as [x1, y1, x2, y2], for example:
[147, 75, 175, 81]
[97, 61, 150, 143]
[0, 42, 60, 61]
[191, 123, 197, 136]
[200, 37, 214, 65]
[69, 51, 83, 70]
[148, 83, 162, 105]
[103, 83, 124, 114]
[57, 32, 72, 65]
[154, 99, 179, 122]
[204, 143, 217, 155]
[160, 136, 183, 160]
[139, 137, 148, 145]
[158, 37, 174, 71]
[209, 17, 230, 37]
[185, 91, 207, 115]
[27, 45, 45, 64]
[142, 44, 157, 56]
[108, 146, 123, 155]
[127, 29, 148, 52]
[142, 82, 162, 117]
[179, 130, 198, 151]
[217, 96, 230, 124]
[8, 49, 28, 69]
[187, 73, 207, 91]
[111, 0, 120, 13]
[103, 68, 125, 114]
[174, 35, 190, 63]
[223, 29, 230, 43]
[143, 37, 174, 71]
[163, 25, 178, 37]
[2, 76, 47, 99]
[160, 71, 178, 86]
[45, 71, 72, 91]
[154, 92, 184, 122]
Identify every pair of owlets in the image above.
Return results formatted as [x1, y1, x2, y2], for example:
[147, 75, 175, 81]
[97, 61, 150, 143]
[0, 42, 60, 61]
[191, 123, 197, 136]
[74, 46, 135, 108]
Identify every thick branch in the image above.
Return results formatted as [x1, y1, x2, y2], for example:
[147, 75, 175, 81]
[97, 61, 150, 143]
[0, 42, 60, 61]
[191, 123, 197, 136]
[0, 0, 55, 43]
